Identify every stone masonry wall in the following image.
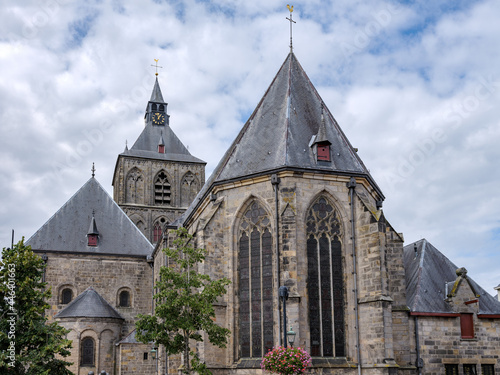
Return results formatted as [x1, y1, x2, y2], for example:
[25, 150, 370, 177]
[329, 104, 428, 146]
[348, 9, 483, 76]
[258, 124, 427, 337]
[416, 315, 500, 375]
[177, 171, 413, 375]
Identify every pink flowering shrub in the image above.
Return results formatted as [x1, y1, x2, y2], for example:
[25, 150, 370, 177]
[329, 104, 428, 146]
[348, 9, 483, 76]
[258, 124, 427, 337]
[261, 346, 312, 375]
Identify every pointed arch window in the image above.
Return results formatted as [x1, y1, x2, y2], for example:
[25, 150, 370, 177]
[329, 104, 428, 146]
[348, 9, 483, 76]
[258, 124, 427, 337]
[306, 196, 345, 357]
[153, 222, 163, 243]
[154, 171, 171, 205]
[181, 171, 198, 207]
[126, 168, 144, 204]
[238, 201, 274, 358]
[81, 337, 95, 366]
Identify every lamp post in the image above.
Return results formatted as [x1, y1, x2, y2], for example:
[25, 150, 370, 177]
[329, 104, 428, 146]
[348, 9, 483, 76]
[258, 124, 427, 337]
[279, 286, 289, 347]
[151, 345, 158, 373]
[287, 326, 296, 347]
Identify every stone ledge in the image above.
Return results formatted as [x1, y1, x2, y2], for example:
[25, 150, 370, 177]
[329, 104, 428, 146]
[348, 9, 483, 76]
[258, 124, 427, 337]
[358, 295, 394, 304]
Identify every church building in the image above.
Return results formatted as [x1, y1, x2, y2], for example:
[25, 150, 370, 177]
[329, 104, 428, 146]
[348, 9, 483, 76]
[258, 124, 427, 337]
[26, 50, 500, 375]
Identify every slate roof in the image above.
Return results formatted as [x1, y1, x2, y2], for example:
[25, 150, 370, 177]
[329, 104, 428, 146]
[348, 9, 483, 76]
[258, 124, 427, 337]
[213, 52, 375, 182]
[118, 77, 205, 165]
[26, 177, 153, 256]
[404, 239, 500, 314]
[55, 287, 124, 320]
[181, 52, 382, 225]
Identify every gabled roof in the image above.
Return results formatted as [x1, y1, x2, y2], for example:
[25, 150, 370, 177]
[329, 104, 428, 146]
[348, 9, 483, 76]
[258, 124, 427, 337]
[55, 287, 124, 320]
[404, 239, 500, 314]
[26, 177, 153, 256]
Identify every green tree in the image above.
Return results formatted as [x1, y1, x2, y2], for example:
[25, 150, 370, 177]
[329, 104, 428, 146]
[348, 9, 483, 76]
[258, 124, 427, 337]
[0, 239, 74, 375]
[136, 227, 231, 375]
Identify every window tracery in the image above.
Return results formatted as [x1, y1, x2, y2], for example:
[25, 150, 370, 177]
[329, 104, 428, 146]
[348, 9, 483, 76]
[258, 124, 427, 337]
[238, 201, 274, 358]
[306, 196, 345, 357]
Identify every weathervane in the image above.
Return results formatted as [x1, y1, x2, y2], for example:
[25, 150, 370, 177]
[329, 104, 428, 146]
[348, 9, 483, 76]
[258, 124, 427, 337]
[91, 162, 96, 178]
[151, 58, 163, 76]
[286, 4, 296, 52]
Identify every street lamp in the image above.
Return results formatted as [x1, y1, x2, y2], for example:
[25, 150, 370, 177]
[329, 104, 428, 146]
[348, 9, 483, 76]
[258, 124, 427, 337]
[279, 286, 289, 347]
[287, 326, 296, 347]
[151, 345, 158, 372]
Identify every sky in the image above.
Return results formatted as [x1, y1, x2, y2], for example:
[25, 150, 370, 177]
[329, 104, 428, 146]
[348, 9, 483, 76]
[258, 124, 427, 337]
[1, 0, 499, 296]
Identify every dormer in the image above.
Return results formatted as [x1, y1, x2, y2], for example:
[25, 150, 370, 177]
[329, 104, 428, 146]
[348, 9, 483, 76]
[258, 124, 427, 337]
[87, 211, 99, 247]
[158, 131, 165, 154]
[310, 106, 331, 162]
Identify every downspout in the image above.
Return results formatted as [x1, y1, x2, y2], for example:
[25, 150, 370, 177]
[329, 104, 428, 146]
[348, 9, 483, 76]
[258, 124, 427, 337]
[271, 173, 281, 346]
[414, 316, 422, 375]
[147, 255, 154, 315]
[347, 177, 361, 375]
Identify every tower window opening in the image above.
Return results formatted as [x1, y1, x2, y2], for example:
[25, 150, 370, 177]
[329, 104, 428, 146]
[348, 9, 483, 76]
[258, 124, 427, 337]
[154, 171, 171, 205]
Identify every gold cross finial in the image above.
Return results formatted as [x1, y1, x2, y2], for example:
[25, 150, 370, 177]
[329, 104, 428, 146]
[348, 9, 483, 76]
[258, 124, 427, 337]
[151, 59, 163, 76]
[286, 5, 296, 52]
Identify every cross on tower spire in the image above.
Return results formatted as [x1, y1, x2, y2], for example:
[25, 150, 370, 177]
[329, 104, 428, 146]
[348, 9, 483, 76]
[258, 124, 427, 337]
[286, 4, 296, 53]
[91, 163, 96, 178]
[151, 58, 163, 76]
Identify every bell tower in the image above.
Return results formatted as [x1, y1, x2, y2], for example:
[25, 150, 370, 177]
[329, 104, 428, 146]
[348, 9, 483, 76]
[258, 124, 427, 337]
[112, 68, 206, 244]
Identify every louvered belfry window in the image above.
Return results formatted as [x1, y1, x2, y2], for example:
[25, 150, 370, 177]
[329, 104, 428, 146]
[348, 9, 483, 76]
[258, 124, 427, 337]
[154, 171, 171, 205]
[238, 201, 274, 358]
[306, 197, 345, 357]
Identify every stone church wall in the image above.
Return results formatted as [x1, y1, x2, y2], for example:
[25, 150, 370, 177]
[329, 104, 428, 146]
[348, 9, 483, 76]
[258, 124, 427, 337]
[44, 252, 152, 332]
[178, 171, 414, 374]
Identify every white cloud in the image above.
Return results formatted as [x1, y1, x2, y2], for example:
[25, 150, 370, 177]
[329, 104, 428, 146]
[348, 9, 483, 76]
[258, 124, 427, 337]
[1, 0, 499, 295]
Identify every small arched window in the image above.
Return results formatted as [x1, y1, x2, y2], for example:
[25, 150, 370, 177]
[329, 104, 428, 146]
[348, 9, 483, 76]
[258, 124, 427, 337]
[153, 222, 162, 243]
[81, 337, 95, 366]
[61, 288, 73, 304]
[119, 290, 130, 307]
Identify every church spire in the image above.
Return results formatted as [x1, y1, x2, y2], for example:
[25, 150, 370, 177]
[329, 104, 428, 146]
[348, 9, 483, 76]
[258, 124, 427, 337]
[150, 77, 165, 103]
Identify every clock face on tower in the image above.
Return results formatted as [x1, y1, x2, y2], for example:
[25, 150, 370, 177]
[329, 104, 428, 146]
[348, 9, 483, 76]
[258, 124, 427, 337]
[152, 112, 165, 125]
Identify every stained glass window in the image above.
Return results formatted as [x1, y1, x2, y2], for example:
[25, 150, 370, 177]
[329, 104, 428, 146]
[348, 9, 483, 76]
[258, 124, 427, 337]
[306, 197, 345, 357]
[239, 201, 274, 358]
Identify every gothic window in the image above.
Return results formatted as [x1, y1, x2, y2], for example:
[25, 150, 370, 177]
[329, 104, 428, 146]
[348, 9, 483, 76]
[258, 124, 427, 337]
[61, 288, 73, 304]
[154, 171, 171, 205]
[181, 171, 198, 207]
[81, 337, 95, 366]
[119, 290, 130, 307]
[126, 168, 144, 204]
[238, 201, 274, 358]
[306, 196, 345, 357]
[445, 365, 459, 375]
[159, 104, 165, 112]
[152, 104, 157, 111]
[153, 221, 163, 243]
